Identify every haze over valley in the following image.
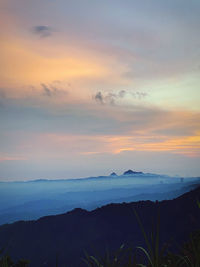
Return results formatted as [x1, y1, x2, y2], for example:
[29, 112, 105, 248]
[0, 170, 199, 225]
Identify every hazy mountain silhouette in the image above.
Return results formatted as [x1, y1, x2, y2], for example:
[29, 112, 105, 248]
[0, 186, 200, 267]
[1, 172, 199, 225]
[123, 169, 143, 175]
[110, 172, 118, 176]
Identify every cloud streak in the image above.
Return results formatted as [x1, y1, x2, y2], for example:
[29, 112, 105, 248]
[14, 130, 200, 162]
[0, 99, 200, 178]
[0, 155, 26, 162]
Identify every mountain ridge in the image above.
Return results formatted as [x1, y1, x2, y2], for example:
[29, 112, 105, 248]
[0, 186, 200, 267]
[1, 171, 200, 183]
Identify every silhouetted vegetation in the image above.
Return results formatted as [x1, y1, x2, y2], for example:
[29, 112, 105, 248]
[84, 200, 200, 267]
[84, 217, 200, 267]
[83, 231, 200, 267]
[0, 252, 29, 267]
[1, 229, 199, 266]
[0, 188, 200, 266]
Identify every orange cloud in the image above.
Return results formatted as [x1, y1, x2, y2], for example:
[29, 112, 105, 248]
[4, 107, 199, 161]
[108, 132, 200, 157]
[16, 130, 200, 160]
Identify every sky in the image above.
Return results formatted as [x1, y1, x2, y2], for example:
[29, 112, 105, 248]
[0, 0, 200, 180]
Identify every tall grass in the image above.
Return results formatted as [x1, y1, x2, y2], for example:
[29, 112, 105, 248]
[83, 244, 137, 267]
[83, 201, 200, 267]
[133, 209, 164, 267]
[1, 201, 200, 267]
[0, 252, 29, 267]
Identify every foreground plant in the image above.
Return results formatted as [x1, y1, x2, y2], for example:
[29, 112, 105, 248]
[133, 208, 169, 267]
[83, 244, 137, 267]
[0, 251, 29, 267]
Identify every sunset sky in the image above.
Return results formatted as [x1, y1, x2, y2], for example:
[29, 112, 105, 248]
[0, 0, 200, 180]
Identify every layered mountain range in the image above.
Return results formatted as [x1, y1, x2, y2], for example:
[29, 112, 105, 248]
[0, 186, 200, 266]
[0, 171, 199, 225]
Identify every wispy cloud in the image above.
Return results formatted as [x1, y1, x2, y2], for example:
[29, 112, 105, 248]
[94, 91, 104, 104]
[31, 25, 54, 38]
[94, 90, 126, 105]
[132, 92, 147, 99]
[94, 90, 147, 105]
[118, 90, 126, 98]
[41, 83, 68, 97]
[41, 83, 52, 97]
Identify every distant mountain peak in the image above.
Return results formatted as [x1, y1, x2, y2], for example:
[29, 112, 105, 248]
[123, 169, 143, 175]
[110, 172, 117, 176]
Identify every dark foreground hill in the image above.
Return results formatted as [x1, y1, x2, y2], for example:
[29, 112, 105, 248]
[0, 186, 200, 267]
